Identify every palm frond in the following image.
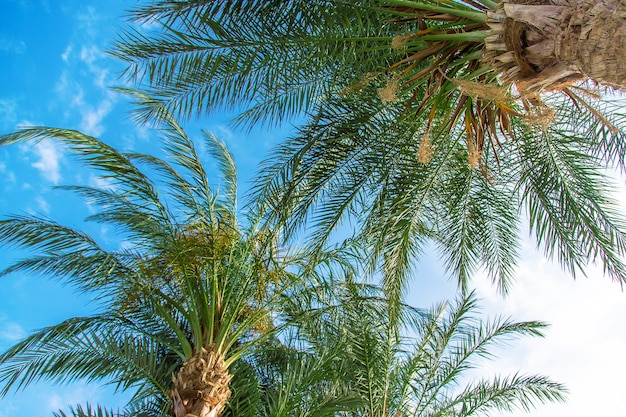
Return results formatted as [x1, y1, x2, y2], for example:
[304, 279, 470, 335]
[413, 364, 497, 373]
[202, 132, 238, 220]
[114, 0, 626, 295]
[0, 128, 171, 224]
[112, 0, 396, 126]
[434, 160, 520, 293]
[515, 114, 626, 282]
[442, 374, 566, 416]
[53, 404, 121, 417]
[0, 215, 132, 292]
[282, 280, 564, 417]
[0, 109, 307, 417]
[0, 315, 173, 397]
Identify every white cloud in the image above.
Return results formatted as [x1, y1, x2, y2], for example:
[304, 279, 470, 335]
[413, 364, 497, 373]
[88, 173, 114, 190]
[468, 247, 626, 417]
[54, 71, 69, 93]
[210, 125, 234, 141]
[35, 195, 50, 213]
[0, 163, 17, 195]
[93, 67, 109, 89]
[31, 140, 63, 184]
[77, 44, 110, 89]
[79, 44, 102, 66]
[79, 99, 113, 137]
[121, 123, 151, 151]
[137, 18, 161, 32]
[55, 71, 85, 109]
[72, 87, 85, 107]
[55, 42, 116, 135]
[61, 44, 72, 61]
[16, 118, 36, 127]
[118, 240, 133, 251]
[0, 99, 18, 129]
[0, 317, 26, 343]
[75, 7, 99, 35]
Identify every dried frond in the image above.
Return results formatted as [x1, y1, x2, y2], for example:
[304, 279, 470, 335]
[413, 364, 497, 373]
[570, 85, 603, 100]
[563, 89, 620, 135]
[480, 163, 495, 185]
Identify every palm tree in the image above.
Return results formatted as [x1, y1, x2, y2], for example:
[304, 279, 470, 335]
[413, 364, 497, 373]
[112, 1, 626, 301]
[282, 278, 566, 417]
[0, 101, 300, 417]
[112, 0, 625, 125]
[0, 98, 565, 416]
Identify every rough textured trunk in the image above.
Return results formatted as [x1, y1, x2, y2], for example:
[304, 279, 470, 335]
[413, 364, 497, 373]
[171, 346, 232, 417]
[483, 0, 625, 94]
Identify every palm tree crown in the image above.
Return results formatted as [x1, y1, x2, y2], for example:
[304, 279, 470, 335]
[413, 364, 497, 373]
[282, 278, 566, 417]
[0, 99, 297, 417]
[112, 1, 626, 300]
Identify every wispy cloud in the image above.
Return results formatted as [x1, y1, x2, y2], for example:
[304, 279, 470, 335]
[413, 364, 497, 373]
[74, 6, 99, 37]
[209, 125, 234, 141]
[88, 173, 114, 190]
[0, 316, 26, 343]
[0, 99, 18, 129]
[78, 44, 111, 88]
[55, 70, 85, 109]
[45, 383, 102, 414]
[35, 195, 50, 213]
[79, 44, 101, 66]
[0, 36, 26, 54]
[79, 99, 113, 137]
[60, 44, 72, 61]
[0, 169, 17, 198]
[55, 40, 116, 136]
[31, 140, 63, 184]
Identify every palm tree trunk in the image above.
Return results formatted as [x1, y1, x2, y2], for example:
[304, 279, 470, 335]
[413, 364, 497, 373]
[558, 0, 624, 89]
[171, 346, 233, 417]
[484, 0, 625, 93]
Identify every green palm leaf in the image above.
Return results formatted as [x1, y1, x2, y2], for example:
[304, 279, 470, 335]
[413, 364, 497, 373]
[0, 101, 303, 416]
[112, 0, 626, 301]
[283, 278, 565, 417]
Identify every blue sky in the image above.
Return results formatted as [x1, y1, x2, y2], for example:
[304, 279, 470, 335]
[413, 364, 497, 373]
[1, 1, 626, 416]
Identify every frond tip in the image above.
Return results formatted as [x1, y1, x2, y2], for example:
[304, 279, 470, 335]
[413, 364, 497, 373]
[53, 404, 119, 417]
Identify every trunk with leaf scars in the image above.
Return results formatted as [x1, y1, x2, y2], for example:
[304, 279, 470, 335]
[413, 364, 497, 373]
[484, 0, 625, 93]
[170, 346, 233, 417]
